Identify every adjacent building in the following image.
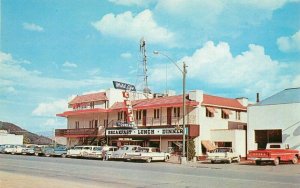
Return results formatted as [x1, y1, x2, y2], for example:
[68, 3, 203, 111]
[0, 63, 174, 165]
[247, 87, 300, 152]
[56, 88, 248, 158]
[0, 130, 23, 145]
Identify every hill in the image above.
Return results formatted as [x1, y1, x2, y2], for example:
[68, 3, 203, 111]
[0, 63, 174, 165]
[0, 121, 53, 145]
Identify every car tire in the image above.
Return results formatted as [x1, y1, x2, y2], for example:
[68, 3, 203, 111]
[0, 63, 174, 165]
[146, 158, 152, 163]
[211, 160, 215, 164]
[255, 160, 261, 165]
[273, 158, 280, 166]
[164, 156, 170, 162]
[291, 156, 298, 164]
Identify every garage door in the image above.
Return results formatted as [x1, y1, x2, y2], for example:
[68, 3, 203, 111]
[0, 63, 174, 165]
[255, 129, 282, 149]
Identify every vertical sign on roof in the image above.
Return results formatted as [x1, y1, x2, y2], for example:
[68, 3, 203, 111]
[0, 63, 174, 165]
[123, 91, 136, 128]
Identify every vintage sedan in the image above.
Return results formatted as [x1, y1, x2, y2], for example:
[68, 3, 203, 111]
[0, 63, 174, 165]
[207, 147, 240, 164]
[81, 146, 103, 159]
[3, 145, 16, 154]
[44, 146, 68, 157]
[67, 146, 84, 158]
[110, 145, 141, 160]
[103, 146, 118, 160]
[11, 145, 26, 155]
[124, 147, 170, 163]
[22, 145, 38, 155]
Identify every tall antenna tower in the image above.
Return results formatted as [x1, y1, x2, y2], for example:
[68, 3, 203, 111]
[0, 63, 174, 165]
[139, 37, 151, 95]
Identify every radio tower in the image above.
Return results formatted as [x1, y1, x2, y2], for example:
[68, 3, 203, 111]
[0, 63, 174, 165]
[139, 37, 151, 95]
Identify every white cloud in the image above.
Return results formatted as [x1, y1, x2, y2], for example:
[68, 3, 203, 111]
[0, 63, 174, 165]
[0, 51, 112, 90]
[108, 0, 153, 7]
[277, 30, 300, 52]
[152, 41, 298, 98]
[121, 52, 132, 59]
[32, 98, 69, 117]
[23, 22, 44, 32]
[92, 9, 176, 46]
[63, 61, 78, 68]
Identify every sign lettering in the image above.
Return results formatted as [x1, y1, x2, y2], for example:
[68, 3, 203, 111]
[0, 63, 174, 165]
[113, 81, 136, 91]
[106, 128, 184, 136]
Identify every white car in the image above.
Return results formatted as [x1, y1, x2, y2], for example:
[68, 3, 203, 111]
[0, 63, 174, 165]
[11, 145, 26, 154]
[110, 145, 141, 160]
[124, 147, 170, 163]
[207, 147, 240, 164]
[102, 146, 118, 160]
[67, 146, 84, 157]
[4, 145, 16, 154]
[81, 146, 103, 159]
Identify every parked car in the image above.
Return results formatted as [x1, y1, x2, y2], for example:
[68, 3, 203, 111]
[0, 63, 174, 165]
[247, 143, 300, 166]
[110, 145, 141, 160]
[11, 145, 26, 155]
[3, 145, 16, 154]
[81, 146, 103, 159]
[103, 146, 118, 160]
[67, 146, 84, 157]
[207, 147, 240, 164]
[21, 145, 37, 155]
[0, 144, 8, 153]
[124, 147, 171, 163]
[34, 145, 52, 156]
[44, 146, 68, 157]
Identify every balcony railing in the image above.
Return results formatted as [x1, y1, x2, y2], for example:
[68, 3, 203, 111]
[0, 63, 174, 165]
[108, 115, 196, 127]
[55, 127, 105, 137]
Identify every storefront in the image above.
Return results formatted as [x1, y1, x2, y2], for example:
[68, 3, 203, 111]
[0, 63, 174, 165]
[106, 125, 199, 153]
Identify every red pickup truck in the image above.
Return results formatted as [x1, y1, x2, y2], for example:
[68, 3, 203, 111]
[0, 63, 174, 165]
[247, 143, 299, 166]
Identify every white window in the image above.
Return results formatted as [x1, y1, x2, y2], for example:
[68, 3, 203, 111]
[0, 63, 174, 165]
[118, 112, 123, 121]
[173, 107, 180, 117]
[136, 110, 142, 120]
[236, 111, 241, 120]
[154, 109, 160, 119]
[75, 121, 79, 129]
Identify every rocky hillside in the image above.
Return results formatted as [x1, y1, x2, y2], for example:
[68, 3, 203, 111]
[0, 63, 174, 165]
[0, 121, 53, 145]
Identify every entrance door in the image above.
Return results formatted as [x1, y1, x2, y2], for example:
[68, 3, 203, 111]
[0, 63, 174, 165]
[167, 108, 172, 125]
[142, 110, 147, 126]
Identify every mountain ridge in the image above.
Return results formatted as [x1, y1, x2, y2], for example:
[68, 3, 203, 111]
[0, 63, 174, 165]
[0, 121, 53, 145]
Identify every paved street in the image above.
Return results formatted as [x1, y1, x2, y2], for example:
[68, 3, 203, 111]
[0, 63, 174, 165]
[0, 154, 299, 188]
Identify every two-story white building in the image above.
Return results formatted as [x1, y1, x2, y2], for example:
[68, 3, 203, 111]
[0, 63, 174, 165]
[56, 88, 248, 158]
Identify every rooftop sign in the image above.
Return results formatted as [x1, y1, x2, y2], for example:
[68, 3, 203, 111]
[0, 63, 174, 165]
[113, 81, 136, 91]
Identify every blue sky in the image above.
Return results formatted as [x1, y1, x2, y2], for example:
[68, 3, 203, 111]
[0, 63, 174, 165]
[1, 0, 300, 135]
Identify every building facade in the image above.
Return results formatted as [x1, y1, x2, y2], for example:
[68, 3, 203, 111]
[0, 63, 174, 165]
[56, 88, 248, 157]
[247, 88, 300, 152]
[0, 130, 23, 145]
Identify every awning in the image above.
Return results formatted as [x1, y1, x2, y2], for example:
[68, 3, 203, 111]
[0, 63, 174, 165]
[56, 108, 108, 117]
[206, 107, 216, 113]
[201, 140, 217, 151]
[222, 109, 232, 115]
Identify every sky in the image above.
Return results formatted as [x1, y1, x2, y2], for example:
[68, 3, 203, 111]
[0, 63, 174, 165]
[1, 0, 300, 135]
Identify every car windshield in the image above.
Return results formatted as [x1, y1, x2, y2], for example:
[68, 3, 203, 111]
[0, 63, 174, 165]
[120, 146, 128, 150]
[74, 147, 83, 150]
[94, 147, 102, 151]
[215, 148, 230, 153]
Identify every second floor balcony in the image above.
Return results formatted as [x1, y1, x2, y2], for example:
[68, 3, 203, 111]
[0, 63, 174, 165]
[55, 127, 105, 138]
[109, 115, 196, 127]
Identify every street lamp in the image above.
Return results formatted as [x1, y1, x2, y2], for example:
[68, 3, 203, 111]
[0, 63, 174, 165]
[153, 51, 187, 164]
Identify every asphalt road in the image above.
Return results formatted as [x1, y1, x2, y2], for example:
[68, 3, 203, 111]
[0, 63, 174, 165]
[0, 154, 299, 188]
